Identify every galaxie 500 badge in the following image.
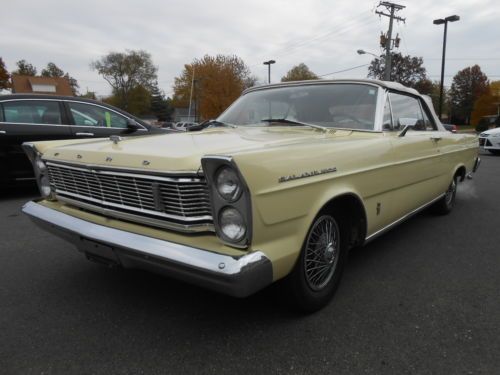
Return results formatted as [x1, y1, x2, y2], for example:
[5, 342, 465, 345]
[279, 167, 337, 183]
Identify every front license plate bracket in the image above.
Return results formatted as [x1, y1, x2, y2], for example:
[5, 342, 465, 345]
[78, 238, 121, 267]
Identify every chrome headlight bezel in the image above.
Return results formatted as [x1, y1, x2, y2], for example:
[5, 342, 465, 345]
[201, 156, 252, 248]
[22, 143, 55, 200]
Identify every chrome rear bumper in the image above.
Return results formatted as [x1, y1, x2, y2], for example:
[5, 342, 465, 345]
[22, 201, 273, 298]
[468, 156, 481, 179]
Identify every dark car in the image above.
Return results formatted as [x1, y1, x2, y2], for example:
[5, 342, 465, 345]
[442, 123, 457, 133]
[0, 94, 165, 186]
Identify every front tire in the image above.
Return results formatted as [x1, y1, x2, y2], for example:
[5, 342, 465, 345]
[285, 212, 347, 312]
[488, 149, 500, 155]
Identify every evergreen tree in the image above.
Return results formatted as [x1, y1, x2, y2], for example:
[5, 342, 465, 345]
[150, 83, 169, 121]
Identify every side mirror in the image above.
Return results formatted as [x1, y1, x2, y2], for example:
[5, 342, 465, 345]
[398, 117, 418, 137]
[126, 118, 141, 130]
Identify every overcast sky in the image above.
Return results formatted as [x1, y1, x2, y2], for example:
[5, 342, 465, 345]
[2, 0, 499, 97]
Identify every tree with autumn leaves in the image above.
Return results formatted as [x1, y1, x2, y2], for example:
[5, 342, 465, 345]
[173, 55, 257, 121]
[470, 80, 500, 127]
[281, 63, 318, 82]
[449, 65, 489, 125]
[0, 58, 10, 91]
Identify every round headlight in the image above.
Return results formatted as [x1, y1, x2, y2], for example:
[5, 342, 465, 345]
[36, 159, 47, 174]
[219, 207, 246, 242]
[215, 166, 242, 202]
[40, 175, 52, 197]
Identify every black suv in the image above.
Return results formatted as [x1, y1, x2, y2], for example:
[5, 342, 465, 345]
[0, 94, 165, 186]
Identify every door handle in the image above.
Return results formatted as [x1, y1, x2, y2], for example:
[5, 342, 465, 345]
[0, 130, 6, 134]
[76, 132, 94, 136]
[430, 136, 442, 141]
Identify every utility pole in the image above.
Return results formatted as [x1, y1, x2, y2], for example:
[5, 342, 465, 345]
[375, 2, 405, 81]
[188, 66, 195, 122]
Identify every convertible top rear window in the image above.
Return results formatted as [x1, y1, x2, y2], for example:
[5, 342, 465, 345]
[219, 84, 379, 130]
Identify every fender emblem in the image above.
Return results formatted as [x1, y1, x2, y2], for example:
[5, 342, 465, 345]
[279, 167, 337, 183]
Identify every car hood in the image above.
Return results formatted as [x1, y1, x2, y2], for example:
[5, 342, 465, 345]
[480, 127, 500, 136]
[41, 126, 359, 172]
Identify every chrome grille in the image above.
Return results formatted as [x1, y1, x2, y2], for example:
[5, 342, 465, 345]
[46, 162, 213, 231]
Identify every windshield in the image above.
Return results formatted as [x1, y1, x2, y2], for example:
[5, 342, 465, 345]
[218, 83, 379, 130]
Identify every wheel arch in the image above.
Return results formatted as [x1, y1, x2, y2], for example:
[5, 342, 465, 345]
[454, 164, 467, 182]
[317, 192, 368, 249]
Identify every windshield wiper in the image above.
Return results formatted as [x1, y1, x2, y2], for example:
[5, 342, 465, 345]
[187, 119, 236, 131]
[260, 118, 327, 132]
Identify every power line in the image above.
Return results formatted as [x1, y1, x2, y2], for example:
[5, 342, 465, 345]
[425, 57, 500, 61]
[248, 11, 376, 68]
[318, 63, 370, 77]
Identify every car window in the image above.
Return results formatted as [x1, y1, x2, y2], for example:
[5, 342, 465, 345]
[388, 93, 425, 131]
[218, 84, 379, 130]
[67, 102, 128, 128]
[382, 98, 392, 130]
[1, 100, 62, 125]
[0, 104, 4, 122]
[420, 103, 437, 130]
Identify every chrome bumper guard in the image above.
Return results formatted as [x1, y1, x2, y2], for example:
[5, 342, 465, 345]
[22, 201, 273, 298]
[468, 157, 481, 179]
[473, 157, 481, 173]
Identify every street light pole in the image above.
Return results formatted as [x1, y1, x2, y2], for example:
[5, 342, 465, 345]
[434, 15, 460, 121]
[263, 60, 276, 84]
[357, 49, 384, 76]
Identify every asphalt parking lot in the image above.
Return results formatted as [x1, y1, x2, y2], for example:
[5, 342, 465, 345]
[1, 152, 499, 375]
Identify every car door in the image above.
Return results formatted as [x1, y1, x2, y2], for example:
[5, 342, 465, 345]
[64, 100, 143, 139]
[0, 99, 72, 183]
[384, 91, 444, 221]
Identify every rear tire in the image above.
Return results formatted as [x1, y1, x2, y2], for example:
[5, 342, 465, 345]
[432, 176, 457, 215]
[488, 149, 500, 155]
[284, 210, 348, 313]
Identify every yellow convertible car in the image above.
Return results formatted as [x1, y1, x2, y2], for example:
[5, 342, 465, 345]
[22, 79, 480, 311]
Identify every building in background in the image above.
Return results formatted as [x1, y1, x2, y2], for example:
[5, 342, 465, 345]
[11, 75, 74, 96]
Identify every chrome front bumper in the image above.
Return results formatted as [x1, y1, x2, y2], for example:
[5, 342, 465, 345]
[22, 201, 273, 298]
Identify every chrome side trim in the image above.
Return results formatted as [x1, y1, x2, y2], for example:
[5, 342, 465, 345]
[57, 195, 214, 233]
[22, 201, 273, 297]
[365, 194, 445, 243]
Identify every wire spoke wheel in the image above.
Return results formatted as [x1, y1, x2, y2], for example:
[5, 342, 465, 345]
[445, 178, 457, 206]
[303, 215, 340, 291]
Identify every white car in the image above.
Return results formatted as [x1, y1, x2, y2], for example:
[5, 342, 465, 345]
[479, 127, 500, 155]
[173, 122, 198, 131]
